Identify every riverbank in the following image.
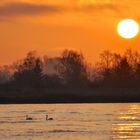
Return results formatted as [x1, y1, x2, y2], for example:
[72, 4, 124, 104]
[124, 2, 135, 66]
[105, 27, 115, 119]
[0, 88, 140, 104]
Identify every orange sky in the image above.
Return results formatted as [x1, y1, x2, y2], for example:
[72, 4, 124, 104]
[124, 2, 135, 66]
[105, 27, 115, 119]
[0, 0, 140, 65]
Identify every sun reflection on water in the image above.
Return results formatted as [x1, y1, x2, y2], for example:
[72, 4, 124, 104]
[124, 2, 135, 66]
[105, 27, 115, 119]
[112, 104, 140, 139]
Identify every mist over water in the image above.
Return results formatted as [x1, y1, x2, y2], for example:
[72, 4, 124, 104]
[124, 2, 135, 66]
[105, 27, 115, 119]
[0, 103, 140, 140]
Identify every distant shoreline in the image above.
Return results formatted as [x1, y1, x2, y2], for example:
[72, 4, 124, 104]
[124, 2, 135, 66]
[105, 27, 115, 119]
[1, 95, 140, 104]
[1, 88, 140, 104]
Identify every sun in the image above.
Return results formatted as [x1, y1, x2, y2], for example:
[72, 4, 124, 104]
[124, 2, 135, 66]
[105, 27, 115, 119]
[117, 19, 139, 39]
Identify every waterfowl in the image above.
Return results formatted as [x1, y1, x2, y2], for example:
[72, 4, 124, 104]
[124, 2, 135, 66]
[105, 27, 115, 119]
[46, 114, 53, 120]
[26, 115, 33, 120]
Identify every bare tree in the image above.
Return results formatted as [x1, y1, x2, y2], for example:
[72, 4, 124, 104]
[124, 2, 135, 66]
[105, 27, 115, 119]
[100, 50, 113, 70]
[58, 50, 88, 87]
[124, 49, 140, 69]
[13, 51, 43, 87]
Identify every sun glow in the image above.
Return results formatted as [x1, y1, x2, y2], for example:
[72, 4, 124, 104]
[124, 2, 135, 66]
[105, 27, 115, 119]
[117, 19, 139, 39]
[77, 0, 111, 5]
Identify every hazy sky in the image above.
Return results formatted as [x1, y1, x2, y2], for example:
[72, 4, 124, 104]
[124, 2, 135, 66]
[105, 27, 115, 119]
[0, 0, 140, 65]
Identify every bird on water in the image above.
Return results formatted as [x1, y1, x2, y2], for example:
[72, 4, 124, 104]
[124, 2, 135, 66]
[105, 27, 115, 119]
[46, 114, 53, 120]
[26, 115, 33, 120]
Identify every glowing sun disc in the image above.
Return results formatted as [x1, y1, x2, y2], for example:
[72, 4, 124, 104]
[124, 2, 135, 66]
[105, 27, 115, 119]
[117, 19, 139, 39]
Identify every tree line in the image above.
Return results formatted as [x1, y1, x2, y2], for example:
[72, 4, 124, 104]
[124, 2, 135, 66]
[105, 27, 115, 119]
[1, 49, 140, 92]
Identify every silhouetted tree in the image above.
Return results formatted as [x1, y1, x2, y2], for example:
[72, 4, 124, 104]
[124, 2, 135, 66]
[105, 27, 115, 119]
[13, 51, 43, 88]
[100, 50, 113, 69]
[113, 57, 133, 87]
[42, 74, 63, 89]
[98, 50, 113, 85]
[135, 63, 140, 87]
[0, 66, 11, 84]
[58, 50, 88, 88]
[97, 51, 135, 87]
[112, 53, 121, 68]
[125, 49, 140, 69]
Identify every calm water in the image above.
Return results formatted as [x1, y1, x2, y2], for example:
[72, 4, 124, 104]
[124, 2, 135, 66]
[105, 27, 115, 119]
[0, 103, 140, 140]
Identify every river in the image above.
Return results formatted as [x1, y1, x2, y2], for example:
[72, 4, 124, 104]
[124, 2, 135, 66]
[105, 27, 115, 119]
[0, 103, 140, 140]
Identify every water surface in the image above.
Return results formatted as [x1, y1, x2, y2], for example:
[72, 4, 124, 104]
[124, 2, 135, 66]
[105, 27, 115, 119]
[0, 103, 140, 140]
